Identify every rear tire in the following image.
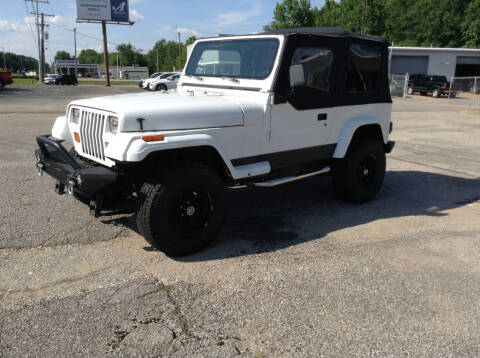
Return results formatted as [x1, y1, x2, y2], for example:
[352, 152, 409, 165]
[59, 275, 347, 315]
[0, 81, 4, 91]
[432, 88, 440, 98]
[407, 86, 414, 95]
[332, 139, 386, 204]
[136, 163, 226, 257]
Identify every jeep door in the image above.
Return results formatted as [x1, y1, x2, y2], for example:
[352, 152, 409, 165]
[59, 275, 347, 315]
[269, 35, 341, 161]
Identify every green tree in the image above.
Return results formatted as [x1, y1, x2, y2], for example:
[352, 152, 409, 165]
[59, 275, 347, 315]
[315, 0, 340, 27]
[461, 0, 480, 48]
[78, 49, 103, 64]
[54, 51, 72, 61]
[264, 0, 315, 31]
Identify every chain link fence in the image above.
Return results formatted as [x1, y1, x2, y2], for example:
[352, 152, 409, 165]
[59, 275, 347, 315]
[448, 76, 480, 106]
[388, 74, 409, 99]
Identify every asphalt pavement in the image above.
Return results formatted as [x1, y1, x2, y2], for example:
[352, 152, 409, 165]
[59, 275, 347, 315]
[0, 85, 479, 357]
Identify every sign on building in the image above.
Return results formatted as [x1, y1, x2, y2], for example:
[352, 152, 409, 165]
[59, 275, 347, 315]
[76, 0, 129, 22]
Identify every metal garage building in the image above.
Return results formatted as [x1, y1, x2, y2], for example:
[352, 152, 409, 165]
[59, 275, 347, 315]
[389, 47, 480, 79]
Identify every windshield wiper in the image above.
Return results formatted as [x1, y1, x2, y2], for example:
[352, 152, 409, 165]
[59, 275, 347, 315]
[185, 74, 204, 81]
[221, 76, 239, 83]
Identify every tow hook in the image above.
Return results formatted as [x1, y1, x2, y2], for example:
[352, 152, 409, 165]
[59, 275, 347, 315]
[67, 179, 77, 196]
[36, 162, 45, 176]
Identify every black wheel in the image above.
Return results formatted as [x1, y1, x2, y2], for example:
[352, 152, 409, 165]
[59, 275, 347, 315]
[136, 163, 226, 257]
[432, 88, 440, 98]
[407, 86, 414, 95]
[0, 81, 4, 91]
[332, 139, 386, 204]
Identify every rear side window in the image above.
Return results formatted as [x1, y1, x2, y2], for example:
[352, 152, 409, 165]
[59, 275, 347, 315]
[345, 43, 382, 93]
[291, 47, 334, 92]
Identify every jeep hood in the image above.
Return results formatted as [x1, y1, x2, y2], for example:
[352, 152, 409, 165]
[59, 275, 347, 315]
[69, 91, 246, 131]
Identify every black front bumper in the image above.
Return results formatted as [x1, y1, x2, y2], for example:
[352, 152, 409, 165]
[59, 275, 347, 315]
[35, 135, 117, 198]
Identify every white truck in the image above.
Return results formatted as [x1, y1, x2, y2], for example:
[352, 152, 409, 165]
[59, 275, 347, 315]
[35, 28, 394, 256]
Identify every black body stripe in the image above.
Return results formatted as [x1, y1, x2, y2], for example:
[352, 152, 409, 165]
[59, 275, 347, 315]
[231, 144, 336, 170]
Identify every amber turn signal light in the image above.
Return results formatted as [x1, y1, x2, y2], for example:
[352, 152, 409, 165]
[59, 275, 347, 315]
[74, 132, 80, 143]
[142, 135, 165, 142]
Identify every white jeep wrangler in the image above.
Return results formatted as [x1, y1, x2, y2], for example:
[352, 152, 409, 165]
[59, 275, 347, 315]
[35, 28, 394, 256]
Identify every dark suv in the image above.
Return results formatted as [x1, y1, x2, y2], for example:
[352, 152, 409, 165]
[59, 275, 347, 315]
[407, 74, 453, 98]
[55, 74, 78, 86]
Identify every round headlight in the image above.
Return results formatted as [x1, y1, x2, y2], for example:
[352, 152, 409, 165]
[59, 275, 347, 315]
[109, 116, 119, 133]
[71, 108, 81, 124]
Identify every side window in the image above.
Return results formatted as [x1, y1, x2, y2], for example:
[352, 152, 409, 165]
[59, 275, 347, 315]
[291, 47, 334, 92]
[345, 43, 382, 93]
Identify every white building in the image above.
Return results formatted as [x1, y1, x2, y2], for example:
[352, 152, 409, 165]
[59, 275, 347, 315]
[389, 47, 480, 79]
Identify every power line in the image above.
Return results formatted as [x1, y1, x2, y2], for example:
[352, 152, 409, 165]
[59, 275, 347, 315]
[23, 0, 38, 47]
[47, 21, 120, 47]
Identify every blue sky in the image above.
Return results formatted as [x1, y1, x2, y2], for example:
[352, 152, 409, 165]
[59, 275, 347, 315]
[1, 0, 326, 63]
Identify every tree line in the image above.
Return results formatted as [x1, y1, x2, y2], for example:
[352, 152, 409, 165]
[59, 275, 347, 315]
[0, 51, 41, 73]
[264, 0, 480, 48]
[53, 36, 197, 75]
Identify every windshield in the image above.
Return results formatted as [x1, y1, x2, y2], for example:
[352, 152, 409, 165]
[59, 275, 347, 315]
[185, 38, 279, 80]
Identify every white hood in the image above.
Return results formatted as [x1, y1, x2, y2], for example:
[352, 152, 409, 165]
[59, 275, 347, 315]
[69, 91, 247, 132]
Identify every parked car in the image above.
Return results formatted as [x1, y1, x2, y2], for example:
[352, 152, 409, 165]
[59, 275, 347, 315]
[34, 27, 394, 257]
[54, 74, 78, 86]
[141, 72, 175, 89]
[0, 69, 13, 91]
[44, 74, 60, 85]
[149, 73, 181, 91]
[138, 72, 163, 88]
[407, 74, 454, 97]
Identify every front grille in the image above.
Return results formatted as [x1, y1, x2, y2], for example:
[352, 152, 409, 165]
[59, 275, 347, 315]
[79, 110, 107, 161]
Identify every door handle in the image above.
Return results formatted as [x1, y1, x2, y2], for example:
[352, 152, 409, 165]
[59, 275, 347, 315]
[317, 113, 328, 121]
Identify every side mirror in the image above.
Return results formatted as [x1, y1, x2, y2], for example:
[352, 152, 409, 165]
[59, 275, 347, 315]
[289, 64, 305, 88]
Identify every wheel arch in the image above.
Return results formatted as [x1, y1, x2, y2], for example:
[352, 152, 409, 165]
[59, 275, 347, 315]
[139, 145, 233, 181]
[333, 118, 387, 159]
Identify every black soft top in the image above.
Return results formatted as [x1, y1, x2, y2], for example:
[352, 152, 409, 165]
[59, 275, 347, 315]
[262, 27, 386, 44]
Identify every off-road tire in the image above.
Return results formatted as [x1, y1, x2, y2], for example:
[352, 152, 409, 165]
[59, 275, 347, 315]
[136, 163, 226, 257]
[407, 86, 414, 95]
[332, 139, 386, 204]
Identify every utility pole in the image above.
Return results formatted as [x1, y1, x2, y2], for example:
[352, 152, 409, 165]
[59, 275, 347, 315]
[102, 20, 111, 87]
[177, 29, 181, 71]
[74, 28, 78, 77]
[39, 12, 53, 79]
[26, 0, 49, 81]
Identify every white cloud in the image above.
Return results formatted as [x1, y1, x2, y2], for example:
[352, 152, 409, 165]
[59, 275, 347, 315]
[0, 19, 29, 33]
[177, 27, 201, 37]
[130, 9, 144, 22]
[215, 3, 262, 27]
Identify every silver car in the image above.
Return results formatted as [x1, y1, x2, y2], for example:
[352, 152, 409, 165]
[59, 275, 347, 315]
[149, 73, 181, 91]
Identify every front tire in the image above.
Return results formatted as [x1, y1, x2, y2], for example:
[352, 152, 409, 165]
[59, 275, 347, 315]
[332, 139, 386, 204]
[136, 163, 226, 257]
[407, 86, 414, 95]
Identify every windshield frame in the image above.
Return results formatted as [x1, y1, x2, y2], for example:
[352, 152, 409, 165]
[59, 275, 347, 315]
[185, 37, 281, 81]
